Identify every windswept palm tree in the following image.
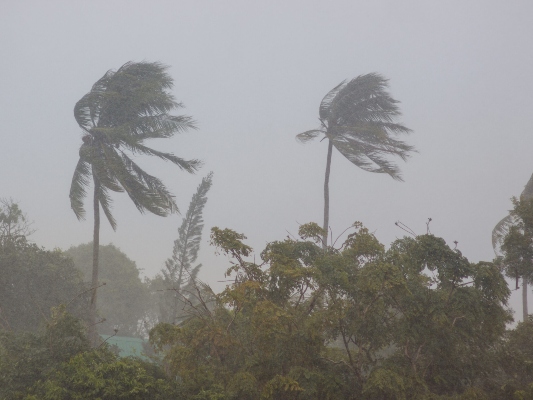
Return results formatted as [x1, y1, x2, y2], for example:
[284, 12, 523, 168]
[296, 73, 414, 247]
[69, 61, 200, 344]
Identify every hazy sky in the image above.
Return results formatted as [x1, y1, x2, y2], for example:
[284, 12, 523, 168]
[2, 1, 533, 319]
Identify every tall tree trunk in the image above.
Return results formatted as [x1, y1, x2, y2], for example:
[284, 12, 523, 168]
[323, 140, 333, 248]
[88, 179, 100, 346]
[523, 277, 528, 322]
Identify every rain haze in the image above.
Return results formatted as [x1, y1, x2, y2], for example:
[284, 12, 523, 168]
[2, 1, 533, 320]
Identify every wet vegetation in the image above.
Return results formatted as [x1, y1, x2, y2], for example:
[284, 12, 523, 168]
[2, 207, 533, 399]
[2, 62, 533, 399]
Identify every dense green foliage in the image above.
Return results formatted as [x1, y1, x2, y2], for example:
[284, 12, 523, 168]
[3, 220, 533, 399]
[0, 202, 174, 397]
[65, 243, 149, 337]
[27, 350, 180, 399]
[0, 201, 87, 331]
[147, 224, 523, 399]
[0, 306, 178, 399]
[0, 305, 89, 398]
[0, 240, 88, 332]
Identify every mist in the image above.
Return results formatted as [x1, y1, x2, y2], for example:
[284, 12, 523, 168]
[2, 1, 533, 396]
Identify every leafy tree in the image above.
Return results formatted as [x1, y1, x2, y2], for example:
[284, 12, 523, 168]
[0, 198, 33, 245]
[151, 172, 213, 325]
[0, 305, 89, 399]
[69, 61, 200, 344]
[150, 223, 511, 399]
[0, 229, 87, 332]
[381, 234, 511, 398]
[27, 350, 180, 399]
[497, 316, 533, 398]
[296, 74, 414, 247]
[0, 306, 179, 400]
[65, 243, 149, 337]
[151, 226, 333, 399]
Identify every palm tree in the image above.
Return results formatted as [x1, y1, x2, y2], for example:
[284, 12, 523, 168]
[296, 73, 414, 247]
[492, 173, 533, 321]
[69, 61, 200, 344]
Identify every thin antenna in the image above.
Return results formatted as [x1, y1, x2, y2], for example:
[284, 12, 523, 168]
[332, 225, 353, 248]
[395, 221, 417, 237]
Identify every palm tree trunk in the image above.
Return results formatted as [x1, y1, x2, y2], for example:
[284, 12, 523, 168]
[88, 179, 100, 346]
[323, 140, 333, 248]
[523, 277, 528, 322]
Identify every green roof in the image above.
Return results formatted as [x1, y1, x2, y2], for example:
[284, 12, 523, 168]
[100, 335, 148, 360]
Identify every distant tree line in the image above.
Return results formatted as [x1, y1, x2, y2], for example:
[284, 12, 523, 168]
[3, 211, 533, 398]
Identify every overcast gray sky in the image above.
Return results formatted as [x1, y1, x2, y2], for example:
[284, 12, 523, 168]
[2, 1, 533, 319]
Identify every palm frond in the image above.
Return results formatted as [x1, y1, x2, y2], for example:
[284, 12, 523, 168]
[492, 173, 533, 256]
[91, 147, 124, 194]
[93, 115, 197, 151]
[319, 80, 346, 121]
[295, 129, 324, 144]
[332, 136, 403, 180]
[331, 124, 414, 180]
[69, 157, 92, 220]
[119, 177, 166, 216]
[98, 148, 178, 217]
[71, 61, 200, 229]
[92, 145, 163, 216]
[115, 61, 174, 90]
[336, 123, 414, 149]
[97, 62, 179, 127]
[329, 74, 405, 127]
[492, 215, 515, 256]
[128, 114, 197, 138]
[96, 184, 117, 231]
[119, 151, 178, 213]
[127, 143, 202, 173]
[74, 69, 114, 130]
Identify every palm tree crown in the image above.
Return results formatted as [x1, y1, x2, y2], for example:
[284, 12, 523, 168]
[297, 73, 414, 247]
[70, 61, 200, 229]
[297, 73, 414, 179]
